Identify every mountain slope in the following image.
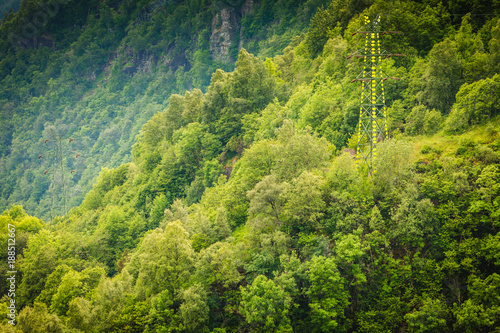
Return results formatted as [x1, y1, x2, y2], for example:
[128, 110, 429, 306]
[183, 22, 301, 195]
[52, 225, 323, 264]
[1, 0, 500, 332]
[0, 0, 329, 220]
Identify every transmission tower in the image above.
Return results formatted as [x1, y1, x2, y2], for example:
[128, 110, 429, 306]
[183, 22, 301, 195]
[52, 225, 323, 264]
[348, 15, 404, 173]
[39, 126, 80, 219]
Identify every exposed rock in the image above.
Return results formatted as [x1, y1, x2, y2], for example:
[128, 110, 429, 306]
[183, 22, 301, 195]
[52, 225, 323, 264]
[210, 8, 240, 64]
[342, 148, 356, 157]
[122, 64, 136, 75]
[136, 53, 158, 73]
[162, 50, 190, 72]
[9, 35, 55, 50]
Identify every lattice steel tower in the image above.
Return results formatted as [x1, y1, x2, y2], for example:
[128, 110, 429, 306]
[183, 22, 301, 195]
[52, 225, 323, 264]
[40, 126, 80, 219]
[348, 15, 403, 173]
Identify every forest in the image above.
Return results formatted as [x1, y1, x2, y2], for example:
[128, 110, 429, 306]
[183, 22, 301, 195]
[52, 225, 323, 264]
[1, 0, 500, 332]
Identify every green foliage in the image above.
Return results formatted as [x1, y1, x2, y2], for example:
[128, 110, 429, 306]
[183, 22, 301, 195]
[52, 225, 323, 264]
[17, 302, 67, 333]
[419, 38, 463, 114]
[305, 0, 372, 57]
[134, 221, 194, 299]
[423, 109, 442, 135]
[50, 266, 104, 317]
[18, 229, 59, 308]
[240, 275, 293, 332]
[179, 284, 210, 332]
[4, 1, 500, 332]
[405, 105, 426, 136]
[454, 274, 500, 332]
[445, 74, 500, 133]
[306, 255, 349, 332]
[405, 298, 449, 333]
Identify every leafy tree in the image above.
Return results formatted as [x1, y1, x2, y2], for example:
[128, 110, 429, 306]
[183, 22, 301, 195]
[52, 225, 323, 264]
[135, 221, 194, 298]
[468, 165, 500, 232]
[247, 174, 288, 229]
[18, 229, 59, 307]
[419, 38, 463, 114]
[454, 14, 488, 83]
[66, 297, 92, 332]
[272, 120, 330, 181]
[35, 264, 72, 309]
[306, 255, 349, 332]
[17, 302, 67, 333]
[195, 241, 242, 289]
[423, 109, 442, 135]
[281, 171, 325, 234]
[454, 274, 500, 332]
[212, 206, 231, 241]
[244, 230, 290, 279]
[50, 266, 105, 317]
[389, 183, 437, 250]
[405, 298, 450, 333]
[90, 270, 134, 332]
[407, 103, 430, 136]
[240, 275, 293, 332]
[179, 284, 210, 332]
[305, 0, 371, 57]
[144, 289, 183, 333]
[445, 74, 500, 133]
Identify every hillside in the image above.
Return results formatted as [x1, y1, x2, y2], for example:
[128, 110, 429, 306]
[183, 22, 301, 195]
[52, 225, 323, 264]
[1, 0, 500, 332]
[0, 0, 21, 19]
[0, 0, 331, 220]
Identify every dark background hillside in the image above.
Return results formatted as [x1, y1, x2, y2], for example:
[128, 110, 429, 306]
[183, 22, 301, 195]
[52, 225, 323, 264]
[0, 0, 329, 220]
[0, 0, 21, 19]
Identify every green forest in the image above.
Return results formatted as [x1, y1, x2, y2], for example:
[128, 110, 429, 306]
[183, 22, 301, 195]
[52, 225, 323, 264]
[1, 0, 500, 331]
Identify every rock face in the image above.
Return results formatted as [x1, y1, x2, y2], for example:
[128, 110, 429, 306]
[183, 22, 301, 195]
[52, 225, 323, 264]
[210, 8, 240, 64]
[9, 35, 55, 50]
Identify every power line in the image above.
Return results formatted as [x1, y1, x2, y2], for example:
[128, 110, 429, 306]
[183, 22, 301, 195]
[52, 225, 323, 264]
[40, 125, 81, 220]
[348, 15, 404, 174]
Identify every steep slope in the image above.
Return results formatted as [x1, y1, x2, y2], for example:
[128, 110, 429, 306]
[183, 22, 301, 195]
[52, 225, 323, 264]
[0, 0, 329, 220]
[1, 0, 500, 332]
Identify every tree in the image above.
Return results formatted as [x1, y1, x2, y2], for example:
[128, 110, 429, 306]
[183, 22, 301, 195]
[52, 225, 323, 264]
[306, 255, 349, 332]
[444, 74, 500, 133]
[272, 120, 330, 182]
[389, 183, 437, 250]
[144, 289, 183, 333]
[179, 284, 210, 332]
[281, 171, 325, 234]
[305, 0, 371, 57]
[454, 274, 500, 332]
[35, 264, 72, 309]
[405, 298, 449, 333]
[244, 230, 290, 279]
[19, 229, 59, 307]
[423, 109, 442, 135]
[469, 165, 500, 232]
[454, 14, 488, 83]
[195, 241, 241, 289]
[135, 221, 194, 298]
[66, 297, 92, 332]
[17, 302, 66, 333]
[247, 174, 288, 229]
[90, 270, 134, 332]
[230, 49, 275, 113]
[50, 266, 105, 316]
[419, 38, 463, 114]
[240, 275, 293, 332]
[212, 206, 231, 241]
